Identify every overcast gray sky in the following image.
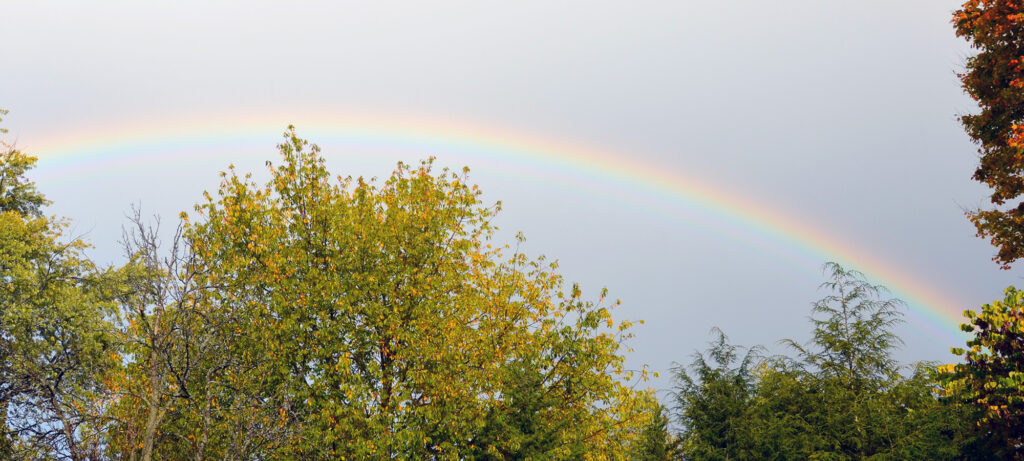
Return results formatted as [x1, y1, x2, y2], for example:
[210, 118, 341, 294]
[1, 0, 1015, 395]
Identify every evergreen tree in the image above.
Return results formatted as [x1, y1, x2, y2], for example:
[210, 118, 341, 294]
[672, 328, 760, 460]
[673, 263, 969, 460]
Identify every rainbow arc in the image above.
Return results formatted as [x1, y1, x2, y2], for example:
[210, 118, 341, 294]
[23, 109, 967, 340]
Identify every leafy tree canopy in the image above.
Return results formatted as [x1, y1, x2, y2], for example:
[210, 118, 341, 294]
[941, 286, 1024, 459]
[0, 111, 119, 460]
[125, 128, 657, 460]
[955, 1, 1024, 267]
[674, 264, 970, 460]
[0, 109, 48, 217]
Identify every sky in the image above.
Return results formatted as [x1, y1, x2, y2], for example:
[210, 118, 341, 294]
[1, 1, 1017, 396]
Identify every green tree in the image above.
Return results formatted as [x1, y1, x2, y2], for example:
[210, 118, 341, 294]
[940, 286, 1024, 459]
[953, 0, 1024, 267]
[784, 263, 902, 385]
[672, 328, 761, 460]
[149, 128, 653, 459]
[628, 404, 681, 461]
[0, 114, 119, 460]
[779, 263, 904, 458]
[743, 362, 825, 459]
[673, 263, 969, 460]
[0, 109, 47, 218]
[776, 263, 964, 460]
[469, 360, 579, 459]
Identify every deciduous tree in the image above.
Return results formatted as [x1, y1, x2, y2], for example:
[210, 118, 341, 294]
[940, 286, 1024, 459]
[954, 0, 1024, 267]
[158, 128, 654, 459]
[0, 113, 119, 460]
[104, 209, 216, 461]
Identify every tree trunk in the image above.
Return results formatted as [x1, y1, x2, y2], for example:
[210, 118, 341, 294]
[50, 392, 81, 461]
[141, 368, 165, 461]
[141, 398, 160, 461]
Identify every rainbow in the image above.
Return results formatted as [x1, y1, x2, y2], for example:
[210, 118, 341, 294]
[21, 109, 968, 341]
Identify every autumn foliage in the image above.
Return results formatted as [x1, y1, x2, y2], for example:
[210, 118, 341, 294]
[16, 4, 1024, 448]
[148, 129, 656, 459]
[956, 0, 1024, 267]
[0, 125, 666, 460]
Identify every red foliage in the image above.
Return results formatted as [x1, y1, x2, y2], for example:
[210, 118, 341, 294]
[957, 1, 1024, 267]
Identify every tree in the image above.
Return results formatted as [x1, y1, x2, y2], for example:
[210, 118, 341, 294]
[754, 263, 909, 458]
[777, 263, 965, 460]
[940, 286, 1024, 459]
[672, 328, 761, 460]
[104, 209, 215, 461]
[152, 128, 654, 459]
[784, 262, 903, 385]
[742, 362, 826, 459]
[628, 404, 681, 461]
[0, 109, 47, 218]
[673, 263, 969, 460]
[0, 112, 119, 460]
[954, 1, 1024, 267]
